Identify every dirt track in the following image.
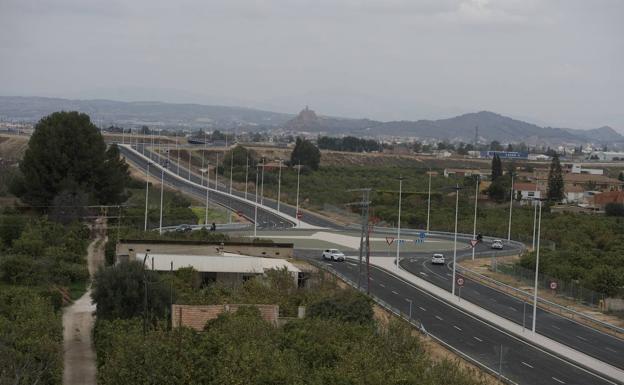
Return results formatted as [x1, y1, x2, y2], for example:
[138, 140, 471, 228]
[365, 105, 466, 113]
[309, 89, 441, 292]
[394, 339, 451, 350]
[62, 219, 106, 385]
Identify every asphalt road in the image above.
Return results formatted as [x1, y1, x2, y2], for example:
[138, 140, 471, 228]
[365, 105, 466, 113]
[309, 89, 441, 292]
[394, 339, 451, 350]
[120, 144, 339, 229]
[296, 249, 619, 385]
[398, 251, 624, 371]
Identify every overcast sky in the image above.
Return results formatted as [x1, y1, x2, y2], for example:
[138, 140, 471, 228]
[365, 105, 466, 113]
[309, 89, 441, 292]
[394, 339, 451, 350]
[1, 0, 622, 129]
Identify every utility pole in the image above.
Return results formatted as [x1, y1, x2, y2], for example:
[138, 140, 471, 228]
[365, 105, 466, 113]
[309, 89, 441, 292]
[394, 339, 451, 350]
[347, 188, 372, 290]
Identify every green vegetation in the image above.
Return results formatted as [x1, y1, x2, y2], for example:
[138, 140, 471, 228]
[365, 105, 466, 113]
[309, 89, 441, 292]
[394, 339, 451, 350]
[93, 268, 488, 385]
[318, 135, 380, 153]
[13, 111, 129, 208]
[547, 153, 564, 202]
[291, 137, 321, 170]
[0, 210, 91, 385]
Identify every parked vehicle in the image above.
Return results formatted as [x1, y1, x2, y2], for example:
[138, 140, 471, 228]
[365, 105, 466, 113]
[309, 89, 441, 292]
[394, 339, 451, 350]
[431, 253, 446, 265]
[322, 249, 345, 262]
[491, 239, 504, 249]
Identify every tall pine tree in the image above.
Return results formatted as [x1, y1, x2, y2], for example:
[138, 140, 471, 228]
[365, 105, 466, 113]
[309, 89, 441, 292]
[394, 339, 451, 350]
[491, 154, 503, 181]
[547, 153, 564, 202]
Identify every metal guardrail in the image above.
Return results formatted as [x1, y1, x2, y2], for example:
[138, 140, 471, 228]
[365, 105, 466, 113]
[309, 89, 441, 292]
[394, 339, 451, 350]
[157, 223, 252, 232]
[456, 264, 624, 338]
[309, 258, 519, 385]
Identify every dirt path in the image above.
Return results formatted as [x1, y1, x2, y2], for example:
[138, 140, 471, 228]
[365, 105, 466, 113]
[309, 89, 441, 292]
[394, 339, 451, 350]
[62, 218, 107, 385]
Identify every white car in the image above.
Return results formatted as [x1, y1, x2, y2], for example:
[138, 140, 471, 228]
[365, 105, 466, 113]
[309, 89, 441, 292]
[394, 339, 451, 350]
[322, 249, 345, 262]
[431, 253, 445, 265]
[491, 240, 504, 250]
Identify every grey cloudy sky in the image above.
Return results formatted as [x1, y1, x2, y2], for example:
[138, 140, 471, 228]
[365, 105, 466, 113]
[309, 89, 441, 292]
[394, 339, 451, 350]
[1, 0, 622, 129]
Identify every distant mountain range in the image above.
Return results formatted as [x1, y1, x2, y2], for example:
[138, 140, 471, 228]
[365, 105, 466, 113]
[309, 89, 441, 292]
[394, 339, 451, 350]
[0, 96, 620, 146]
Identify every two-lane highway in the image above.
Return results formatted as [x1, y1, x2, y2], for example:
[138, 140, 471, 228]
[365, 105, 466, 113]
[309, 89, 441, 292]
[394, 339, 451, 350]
[297, 250, 619, 385]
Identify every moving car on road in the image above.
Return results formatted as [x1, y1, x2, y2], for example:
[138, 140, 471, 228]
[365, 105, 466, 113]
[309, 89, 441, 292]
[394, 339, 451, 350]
[491, 239, 504, 249]
[175, 224, 193, 233]
[431, 253, 445, 265]
[322, 249, 345, 262]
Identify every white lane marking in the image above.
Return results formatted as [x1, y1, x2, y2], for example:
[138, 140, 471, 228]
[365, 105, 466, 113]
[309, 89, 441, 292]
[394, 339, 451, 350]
[379, 283, 385, 288]
[369, 277, 374, 281]
[435, 315, 444, 321]
[509, 306, 518, 312]
[392, 290, 399, 295]
[605, 347, 617, 353]
[473, 336, 483, 342]
[419, 272, 428, 276]
[446, 273, 452, 277]
[552, 376, 565, 384]
[576, 335, 588, 342]
[552, 325, 561, 330]
[454, 325, 462, 331]
[522, 361, 534, 368]
[419, 306, 427, 311]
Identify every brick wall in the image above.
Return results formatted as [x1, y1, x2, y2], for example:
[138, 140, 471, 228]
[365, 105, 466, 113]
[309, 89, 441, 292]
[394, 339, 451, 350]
[172, 304, 279, 330]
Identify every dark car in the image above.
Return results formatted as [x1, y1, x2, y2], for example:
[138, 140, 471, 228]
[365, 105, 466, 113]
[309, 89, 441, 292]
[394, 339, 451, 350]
[175, 224, 193, 233]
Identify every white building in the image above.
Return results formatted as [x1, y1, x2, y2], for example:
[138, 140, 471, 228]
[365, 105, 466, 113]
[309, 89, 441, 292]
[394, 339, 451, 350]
[571, 164, 603, 175]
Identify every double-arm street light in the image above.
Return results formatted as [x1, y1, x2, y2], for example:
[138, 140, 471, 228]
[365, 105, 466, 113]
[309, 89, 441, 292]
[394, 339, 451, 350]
[450, 184, 463, 297]
[532, 197, 545, 333]
[395, 176, 405, 269]
[472, 176, 480, 260]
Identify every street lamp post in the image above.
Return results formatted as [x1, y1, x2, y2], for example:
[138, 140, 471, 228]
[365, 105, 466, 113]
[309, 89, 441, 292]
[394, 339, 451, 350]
[426, 170, 432, 233]
[260, 159, 265, 205]
[176, 133, 180, 175]
[532, 199, 543, 333]
[245, 153, 249, 200]
[188, 152, 192, 180]
[277, 159, 282, 212]
[472, 176, 480, 260]
[228, 147, 234, 224]
[451, 184, 462, 297]
[406, 298, 413, 320]
[532, 181, 539, 250]
[158, 165, 165, 235]
[295, 162, 301, 227]
[215, 154, 219, 192]
[144, 163, 150, 231]
[254, 165, 259, 237]
[204, 165, 210, 226]
[508, 173, 514, 242]
[395, 176, 405, 269]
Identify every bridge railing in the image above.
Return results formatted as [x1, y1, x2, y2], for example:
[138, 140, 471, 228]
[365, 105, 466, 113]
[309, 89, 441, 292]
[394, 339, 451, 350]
[308, 258, 519, 385]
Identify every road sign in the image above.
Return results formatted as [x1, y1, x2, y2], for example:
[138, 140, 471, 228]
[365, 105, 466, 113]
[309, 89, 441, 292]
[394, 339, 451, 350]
[296, 211, 303, 219]
[549, 281, 558, 290]
[456, 276, 465, 287]
[385, 237, 395, 245]
[469, 239, 479, 248]
[419, 231, 427, 239]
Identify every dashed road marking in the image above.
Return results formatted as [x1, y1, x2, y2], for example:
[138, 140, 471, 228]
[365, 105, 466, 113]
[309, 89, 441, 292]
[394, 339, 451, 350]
[605, 347, 617, 353]
[379, 283, 385, 288]
[552, 376, 565, 384]
[435, 315, 444, 321]
[473, 336, 483, 342]
[454, 325, 462, 331]
[576, 335, 587, 342]
[522, 361, 534, 368]
[419, 307, 427, 311]
[419, 272, 428, 276]
[392, 290, 399, 295]
[509, 306, 518, 312]
[552, 325, 561, 330]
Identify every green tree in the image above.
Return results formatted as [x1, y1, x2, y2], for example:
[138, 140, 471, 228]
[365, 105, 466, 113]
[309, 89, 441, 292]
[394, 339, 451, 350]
[91, 261, 172, 321]
[223, 145, 258, 168]
[307, 291, 373, 325]
[491, 154, 503, 181]
[291, 138, 321, 171]
[16, 111, 129, 208]
[547, 153, 564, 202]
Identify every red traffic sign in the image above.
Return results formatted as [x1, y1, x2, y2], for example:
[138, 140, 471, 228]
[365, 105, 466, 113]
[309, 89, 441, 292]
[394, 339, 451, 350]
[469, 239, 479, 248]
[456, 276, 465, 287]
[296, 211, 303, 219]
[549, 281, 558, 290]
[385, 237, 395, 245]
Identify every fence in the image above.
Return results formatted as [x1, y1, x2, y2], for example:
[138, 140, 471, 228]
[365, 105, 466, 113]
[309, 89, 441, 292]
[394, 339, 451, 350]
[493, 261, 607, 309]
